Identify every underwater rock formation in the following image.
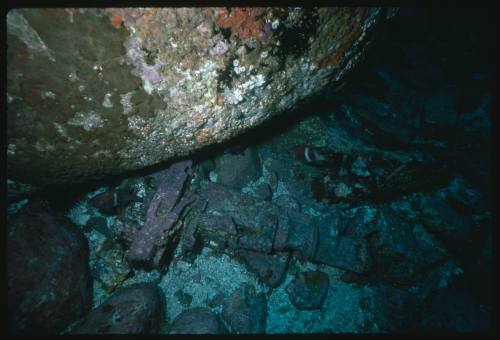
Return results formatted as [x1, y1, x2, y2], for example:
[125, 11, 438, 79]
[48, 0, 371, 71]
[222, 283, 267, 333]
[73, 283, 164, 334]
[168, 307, 228, 334]
[7, 7, 394, 191]
[6, 6, 492, 334]
[8, 200, 92, 334]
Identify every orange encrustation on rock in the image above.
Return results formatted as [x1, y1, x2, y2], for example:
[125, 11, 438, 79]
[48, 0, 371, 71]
[111, 15, 123, 27]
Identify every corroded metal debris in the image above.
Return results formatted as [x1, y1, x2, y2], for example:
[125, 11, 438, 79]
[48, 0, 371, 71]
[126, 160, 194, 267]
[179, 181, 370, 274]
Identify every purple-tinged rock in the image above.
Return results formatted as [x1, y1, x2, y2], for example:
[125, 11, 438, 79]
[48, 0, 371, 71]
[8, 200, 92, 334]
[126, 160, 193, 268]
[222, 283, 267, 334]
[73, 283, 164, 334]
[285, 270, 330, 310]
[168, 308, 228, 334]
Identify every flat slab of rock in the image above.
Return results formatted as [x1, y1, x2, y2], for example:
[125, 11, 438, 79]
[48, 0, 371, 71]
[222, 283, 267, 334]
[8, 200, 92, 334]
[169, 308, 228, 334]
[285, 270, 330, 310]
[73, 283, 164, 334]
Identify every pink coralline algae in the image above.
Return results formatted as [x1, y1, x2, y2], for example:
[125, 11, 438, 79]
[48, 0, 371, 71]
[126, 160, 195, 267]
[142, 65, 162, 84]
[209, 39, 229, 56]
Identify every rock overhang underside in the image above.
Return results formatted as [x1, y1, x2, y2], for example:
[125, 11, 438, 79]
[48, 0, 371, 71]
[7, 7, 397, 189]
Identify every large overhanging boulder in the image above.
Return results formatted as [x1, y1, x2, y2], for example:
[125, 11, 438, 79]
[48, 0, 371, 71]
[7, 7, 397, 190]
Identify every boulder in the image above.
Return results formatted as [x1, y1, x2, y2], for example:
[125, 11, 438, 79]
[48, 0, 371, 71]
[73, 283, 164, 334]
[7, 7, 393, 190]
[222, 283, 267, 334]
[168, 308, 228, 334]
[8, 200, 92, 334]
[215, 147, 262, 190]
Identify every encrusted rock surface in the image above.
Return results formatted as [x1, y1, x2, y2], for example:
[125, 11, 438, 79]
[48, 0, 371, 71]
[222, 283, 267, 333]
[7, 7, 392, 190]
[8, 200, 92, 334]
[73, 283, 164, 334]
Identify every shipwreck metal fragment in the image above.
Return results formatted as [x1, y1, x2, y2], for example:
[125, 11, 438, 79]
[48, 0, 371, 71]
[126, 160, 194, 267]
[180, 181, 371, 274]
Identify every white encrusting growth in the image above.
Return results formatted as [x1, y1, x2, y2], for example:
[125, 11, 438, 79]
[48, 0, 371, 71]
[102, 93, 113, 108]
[68, 111, 104, 131]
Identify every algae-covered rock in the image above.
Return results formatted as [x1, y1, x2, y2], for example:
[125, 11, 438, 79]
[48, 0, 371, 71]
[7, 7, 393, 190]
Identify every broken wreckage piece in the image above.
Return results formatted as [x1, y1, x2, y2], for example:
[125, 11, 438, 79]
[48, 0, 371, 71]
[126, 160, 194, 268]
